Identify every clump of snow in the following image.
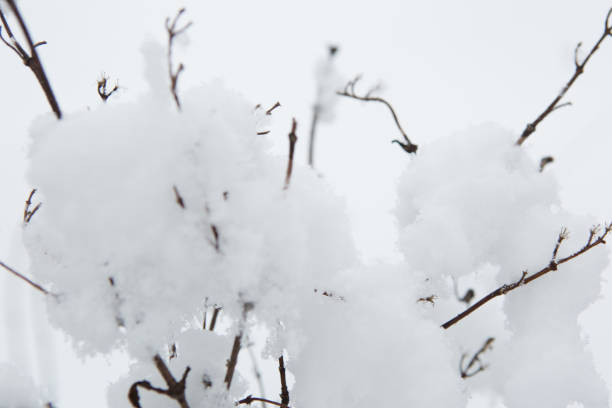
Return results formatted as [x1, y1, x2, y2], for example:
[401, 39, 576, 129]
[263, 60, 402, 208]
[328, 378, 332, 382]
[396, 123, 608, 407]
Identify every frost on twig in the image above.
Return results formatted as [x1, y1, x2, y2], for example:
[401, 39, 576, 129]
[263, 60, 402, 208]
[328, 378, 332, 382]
[0, 0, 61, 118]
[23, 188, 41, 223]
[337, 75, 418, 154]
[442, 224, 612, 329]
[459, 337, 495, 379]
[165, 8, 192, 110]
[97, 74, 119, 102]
[283, 119, 298, 190]
[128, 354, 191, 408]
[516, 7, 612, 145]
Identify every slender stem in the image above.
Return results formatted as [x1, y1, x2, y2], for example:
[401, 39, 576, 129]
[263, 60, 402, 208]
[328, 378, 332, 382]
[2, 0, 62, 119]
[516, 8, 612, 145]
[0, 260, 49, 295]
[442, 224, 611, 329]
[308, 105, 320, 167]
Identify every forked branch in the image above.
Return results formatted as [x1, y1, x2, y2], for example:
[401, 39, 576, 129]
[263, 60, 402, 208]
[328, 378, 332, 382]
[128, 354, 191, 408]
[165, 8, 192, 110]
[516, 8, 612, 145]
[442, 224, 611, 329]
[337, 76, 417, 154]
[460, 337, 495, 379]
[0, 0, 61, 118]
[97, 74, 119, 102]
[23, 188, 41, 223]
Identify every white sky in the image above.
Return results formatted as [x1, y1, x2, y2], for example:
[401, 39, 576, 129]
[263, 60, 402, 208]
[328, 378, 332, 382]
[1, 0, 612, 406]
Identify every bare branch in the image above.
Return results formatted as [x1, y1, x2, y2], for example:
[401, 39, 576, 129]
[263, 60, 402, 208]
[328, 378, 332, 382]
[237, 396, 290, 408]
[0, 0, 62, 119]
[97, 74, 119, 102]
[278, 356, 290, 407]
[128, 354, 191, 408]
[539, 156, 554, 172]
[460, 337, 495, 379]
[224, 302, 253, 390]
[23, 188, 41, 223]
[165, 8, 192, 110]
[284, 119, 298, 190]
[416, 294, 437, 306]
[338, 76, 417, 154]
[1, 260, 50, 295]
[516, 8, 612, 145]
[172, 185, 185, 209]
[266, 101, 281, 115]
[442, 223, 612, 329]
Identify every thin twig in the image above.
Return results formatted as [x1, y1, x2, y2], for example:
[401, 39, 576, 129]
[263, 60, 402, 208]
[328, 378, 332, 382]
[128, 354, 191, 408]
[0, 0, 61, 118]
[284, 119, 298, 190]
[516, 8, 612, 145]
[209, 306, 221, 331]
[237, 396, 290, 408]
[97, 74, 119, 102]
[165, 8, 192, 110]
[23, 188, 41, 223]
[338, 76, 417, 154]
[1, 260, 49, 295]
[416, 295, 437, 306]
[278, 356, 290, 407]
[246, 336, 267, 408]
[307, 105, 320, 167]
[460, 337, 495, 379]
[173, 185, 185, 209]
[224, 302, 253, 390]
[539, 156, 555, 172]
[266, 101, 281, 115]
[442, 224, 611, 329]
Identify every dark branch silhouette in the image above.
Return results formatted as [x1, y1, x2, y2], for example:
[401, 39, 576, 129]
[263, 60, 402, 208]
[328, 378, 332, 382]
[284, 119, 298, 190]
[460, 337, 495, 379]
[278, 356, 290, 407]
[128, 354, 191, 408]
[173, 185, 185, 209]
[337, 75, 417, 154]
[442, 224, 611, 329]
[0, 0, 62, 118]
[516, 8, 612, 145]
[165, 8, 192, 110]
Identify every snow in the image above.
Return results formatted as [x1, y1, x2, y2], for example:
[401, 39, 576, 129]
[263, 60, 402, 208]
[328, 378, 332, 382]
[7, 20, 610, 408]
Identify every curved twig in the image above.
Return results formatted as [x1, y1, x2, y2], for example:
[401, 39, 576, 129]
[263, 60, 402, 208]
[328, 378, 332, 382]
[338, 76, 417, 153]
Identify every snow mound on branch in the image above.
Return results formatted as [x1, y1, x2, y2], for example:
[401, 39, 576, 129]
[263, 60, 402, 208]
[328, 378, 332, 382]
[23, 44, 357, 358]
[396, 123, 608, 407]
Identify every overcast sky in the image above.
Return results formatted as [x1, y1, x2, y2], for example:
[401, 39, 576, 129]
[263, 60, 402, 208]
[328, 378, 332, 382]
[2, 1, 612, 406]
